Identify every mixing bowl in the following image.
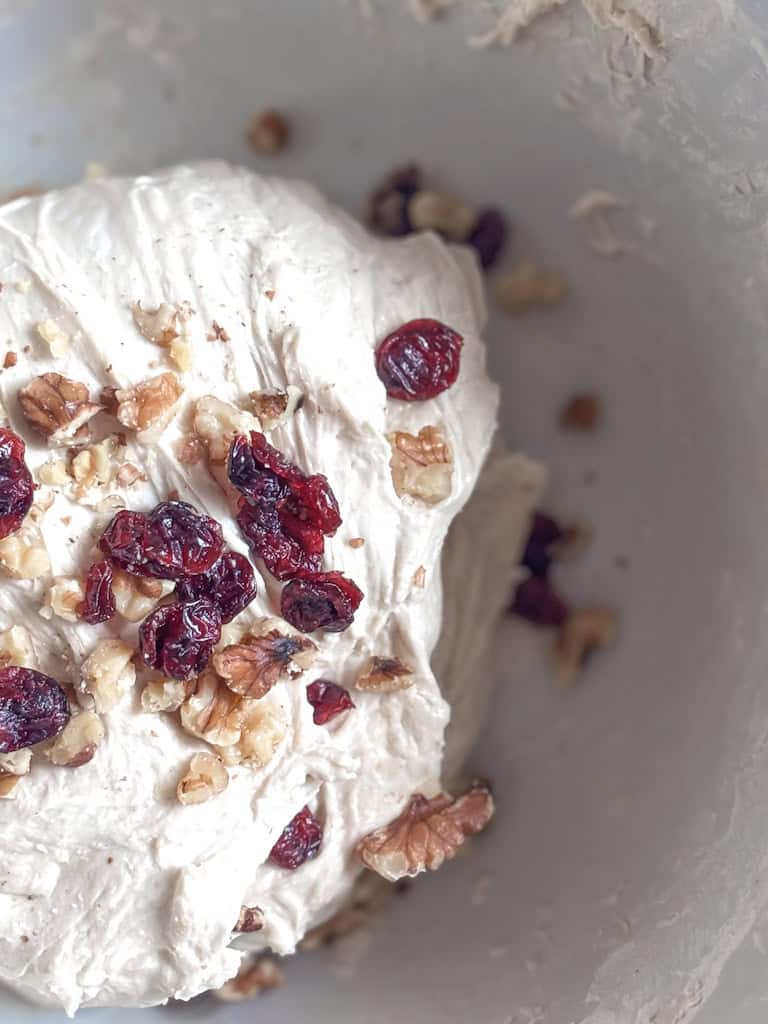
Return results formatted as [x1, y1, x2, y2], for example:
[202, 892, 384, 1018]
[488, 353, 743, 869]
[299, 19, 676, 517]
[2, 1, 768, 1021]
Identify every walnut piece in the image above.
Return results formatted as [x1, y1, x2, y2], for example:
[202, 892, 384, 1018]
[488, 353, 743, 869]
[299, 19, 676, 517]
[0, 625, 36, 669]
[180, 669, 244, 748]
[0, 775, 21, 799]
[234, 906, 265, 933]
[389, 425, 453, 505]
[115, 462, 145, 488]
[412, 565, 426, 588]
[116, 372, 183, 439]
[173, 435, 205, 465]
[215, 956, 284, 1002]
[301, 871, 393, 950]
[0, 516, 50, 579]
[169, 338, 193, 372]
[355, 656, 415, 694]
[141, 677, 193, 713]
[555, 606, 618, 685]
[177, 751, 229, 805]
[216, 696, 286, 768]
[132, 301, 180, 347]
[357, 782, 495, 881]
[248, 385, 302, 431]
[37, 460, 70, 486]
[112, 569, 174, 622]
[0, 748, 32, 776]
[36, 319, 70, 358]
[247, 110, 291, 154]
[496, 260, 568, 313]
[80, 638, 135, 713]
[559, 393, 602, 432]
[408, 190, 476, 241]
[70, 436, 118, 495]
[193, 396, 260, 465]
[18, 373, 102, 446]
[41, 576, 85, 623]
[214, 626, 317, 699]
[46, 711, 104, 768]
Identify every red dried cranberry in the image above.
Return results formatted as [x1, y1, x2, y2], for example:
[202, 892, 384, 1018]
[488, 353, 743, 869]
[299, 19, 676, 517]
[139, 599, 222, 680]
[99, 509, 151, 575]
[269, 806, 323, 869]
[176, 550, 258, 623]
[522, 512, 564, 578]
[280, 571, 363, 634]
[375, 319, 463, 401]
[0, 428, 34, 540]
[143, 501, 224, 579]
[511, 576, 569, 628]
[79, 559, 116, 624]
[0, 667, 70, 753]
[306, 680, 355, 725]
[468, 208, 508, 270]
[237, 500, 323, 581]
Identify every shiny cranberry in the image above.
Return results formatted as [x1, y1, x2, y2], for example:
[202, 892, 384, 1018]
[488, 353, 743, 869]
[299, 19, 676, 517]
[468, 208, 508, 269]
[280, 571, 363, 634]
[511, 576, 569, 628]
[143, 501, 224, 579]
[139, 599, 222, 680]
[522, 512, 564, 578]
[0, 428, 34, 540]
[236, 500, 323, 581]
[306, 680, 355, 725]
[176, 550, 258, 623]
[269, 806, 323, 869]
[0, 667, 70, 753]
[79, 559, 116, 624]
[375, 318, 463, 401]
[98, 510, 153, 576]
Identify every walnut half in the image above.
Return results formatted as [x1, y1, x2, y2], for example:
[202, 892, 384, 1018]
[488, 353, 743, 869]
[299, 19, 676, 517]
[18, 373, 102, 446]
[356, 781, 495, 882]
[389, 425, 453, 505]
[214, 625, 317, 699]
[116, 372, 183, 440]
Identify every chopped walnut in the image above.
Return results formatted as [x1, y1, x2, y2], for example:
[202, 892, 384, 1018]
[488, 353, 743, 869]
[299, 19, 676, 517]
[559, 393, 602, 432]
[115, 463, 145, 488]
[357, 782, 495, 881]
[131, 301, 180, 347]
[0, 625, 36, 669]
[248, 110, 291, 153]
[412, 565, 426, 588]
[0, 775, 21, 799]
[234, 906, 265, 933]
[301, 871, 393, 949]
[248, 385, 303, 431]
[3, 352, 17, 370]
[116, 372, 183, 440]
[140, 677, 194, 713]
[193, 396, 260, 465]
[177, 751, 229, 805]
[0, 516, 50, 579]
[215, 956, 284, 1002]
[36, 319, 70, 358]
[70, 436, 118, 495]
[174, 435, 205, 465]
[111, 570, 174, 622]
[555, 607, 618, 685]
[169, 338, 193, 372]
[496, 260, 568, 313]
[18, 373, 102, 446]
[348, 537, 365, 549]
[389, 425, 453, 504]
[79, 638, 135, 713]
[45, 711, 104, 768]
[408, 191, 476, 241]
[356, 656, 415, 693]
[37, 460, 70, 486]
[0, 748, 32, 776]
[180, 669, 244, 748]
[41, 576, 85, 623]
[218, 696, 286, 768]
[214, 626, 317, 698]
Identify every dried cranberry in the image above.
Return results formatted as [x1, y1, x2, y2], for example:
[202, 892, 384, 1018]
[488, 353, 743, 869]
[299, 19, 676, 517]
[139, 599, 222, 680]
[99, 509, 152, 576]
[375, 319, 463, 401]
[511, 576, 569, 628]
[0, 428, 34, 540]
[521, 512, 564, 578]
[269, 806, 323, 869]
[228, 432, 341, 581]
[281, 571, 363, 634]
[143, 501, 224, 579]
[306, 680, 355, 725]
[79, 559, 116, 624]
[468, 208, 508, 269]
[0, 667, 70, 753]
[176, 550, 257, 623]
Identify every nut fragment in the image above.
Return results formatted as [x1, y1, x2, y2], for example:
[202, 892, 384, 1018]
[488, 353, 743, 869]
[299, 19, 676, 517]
[112, 570, 174, 622]
[177, 751, 229, 805]
[80, 638, 135, 713]
[496, 260, 568, 313]
[169, 338, 193, 372]
[408, 190, 476, 241]
[132, 301, 180, 347]
[301, 872, 393, 950]
[389, 425, 453, 505]
[41, 576, 85, 623]
[555, 607, 617, 686]
[355, 656, 415, 694]
[0, 516, 50, 579]
[173, 435, 205, 465]
[45, 711, 104, 768]
[180, 669, 244, 748]
[140, 677, 193, 713]
[37, 460, 70, 486]
[115, 463, 145, 488]
[234, 906, 265, 933]
[214, 627, 318, 699]
[0, 748, 32, 776]
[248, 386, 303, 431]
[18, 373, 102, 445]
[559, 393, 602, 432]
[412, 566, 426, 588]
[215, 956, 284, 1002]
[0, 625, 36, 669]
[216, 696, 287, 768]
[116, 373, 183, 439]
[0, 775, 21, 798]
[36, 319, 70, 358]
[356, 781, 495, 881]
[193, 395, 260, 465]
[247, 110, 291, 154]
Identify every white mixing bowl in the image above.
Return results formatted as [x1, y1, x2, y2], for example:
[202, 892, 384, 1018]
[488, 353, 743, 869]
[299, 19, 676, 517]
[2, 1, 768, 1021]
